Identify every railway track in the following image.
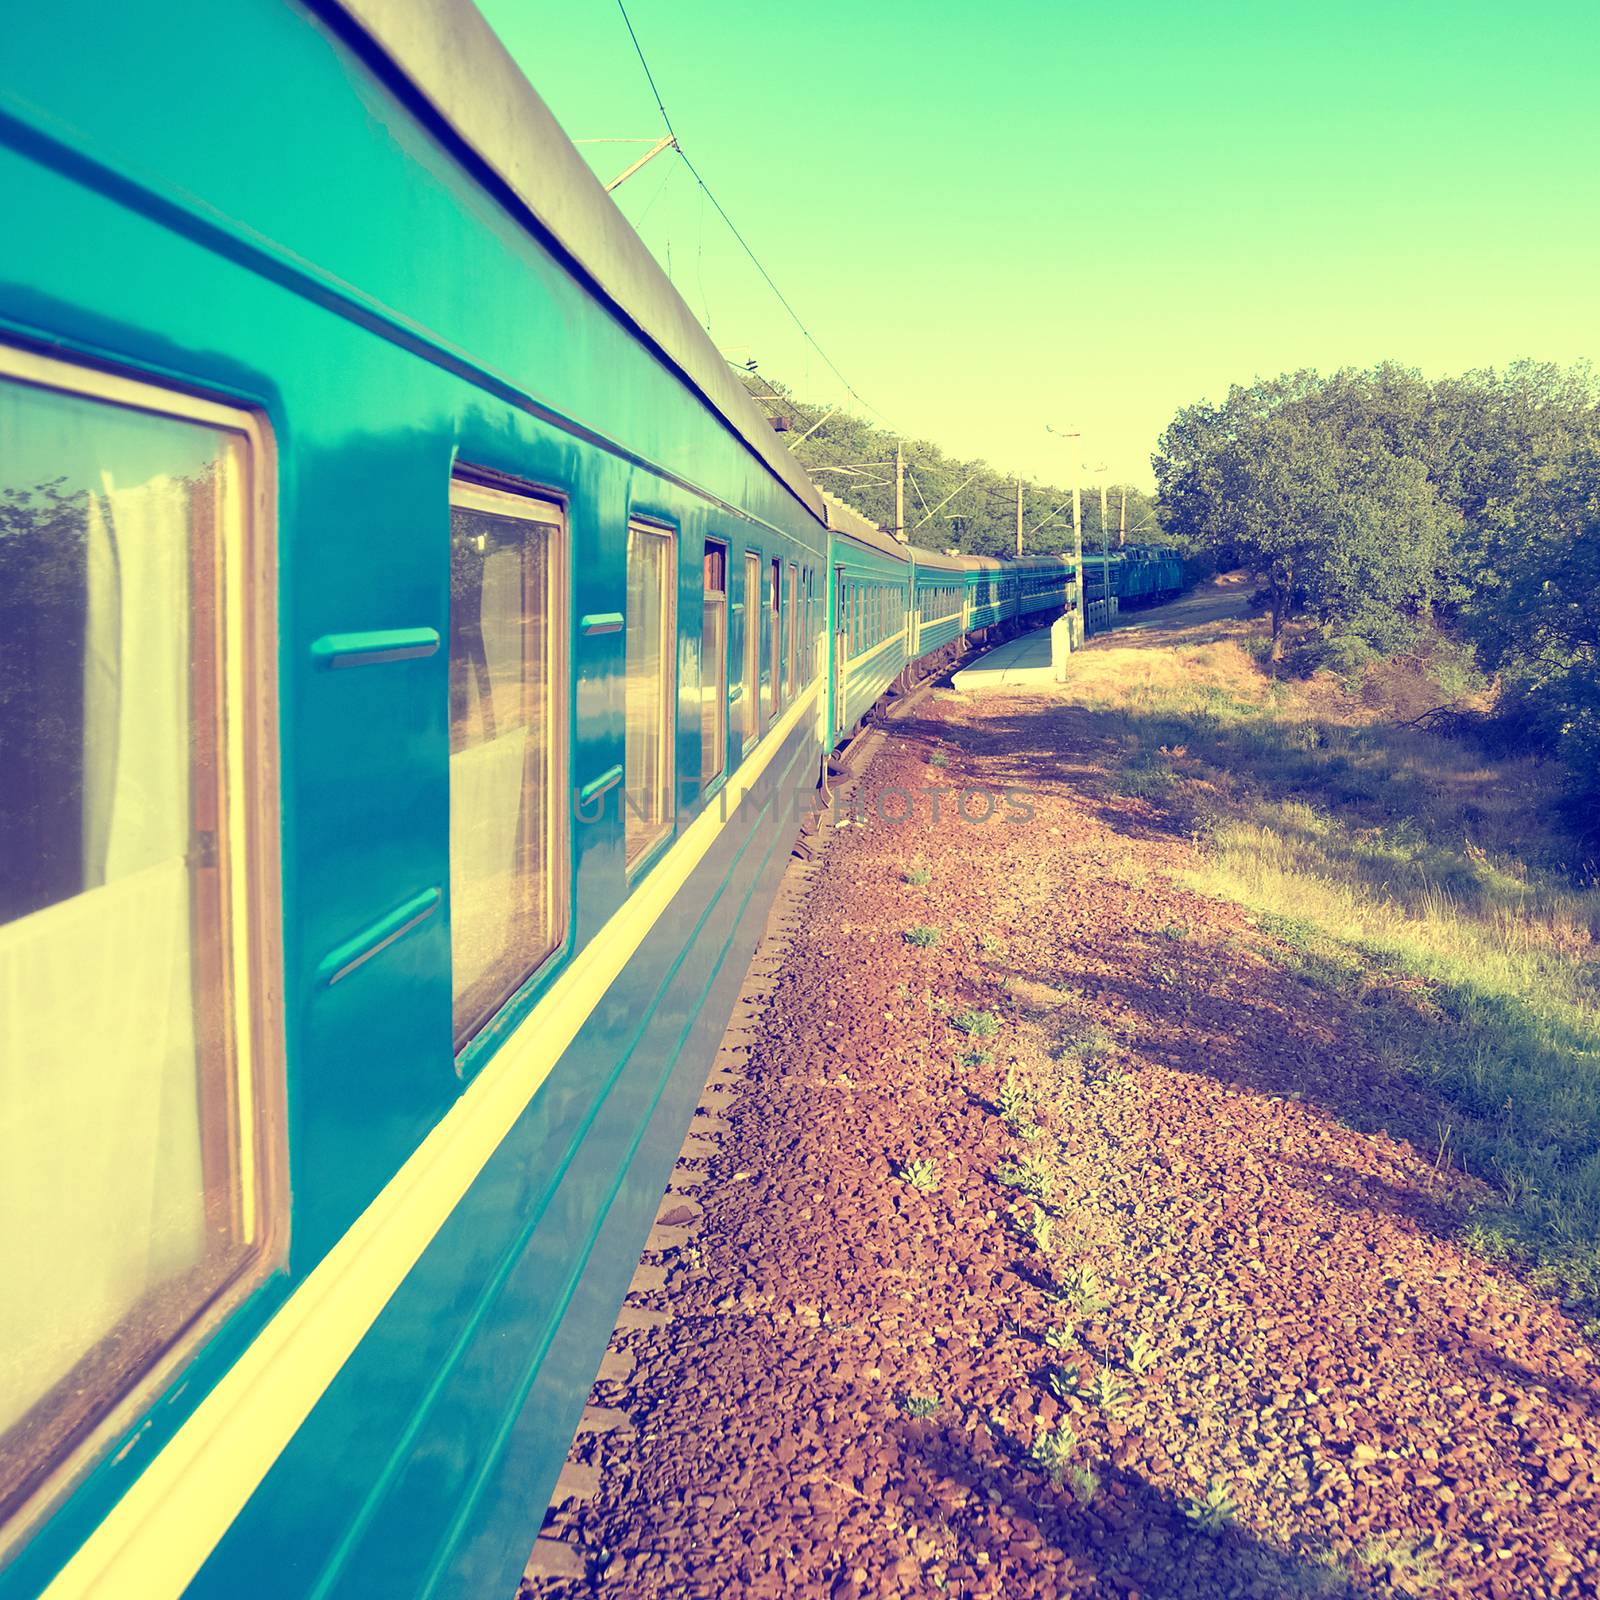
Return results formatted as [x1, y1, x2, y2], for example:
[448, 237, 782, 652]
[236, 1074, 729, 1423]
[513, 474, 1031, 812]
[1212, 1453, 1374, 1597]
[519, 602, 1600, 1600]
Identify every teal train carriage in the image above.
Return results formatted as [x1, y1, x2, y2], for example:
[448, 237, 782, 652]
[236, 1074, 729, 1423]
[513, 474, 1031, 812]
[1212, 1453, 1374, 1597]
[0, 1, 829, 1595]
[1119, 544, 1186, 606]
[911, 545, 971, 664]
[824, 495, 913, 742]
[1014, 554, 1076, 622]
[0, 3, 1094, 1597]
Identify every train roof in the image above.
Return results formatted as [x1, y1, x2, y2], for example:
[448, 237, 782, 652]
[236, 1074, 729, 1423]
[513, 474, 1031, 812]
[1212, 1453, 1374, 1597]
[819, 491, 902, 556]
[328, 0, 827, 523]
[1010, 552, 1077, 568]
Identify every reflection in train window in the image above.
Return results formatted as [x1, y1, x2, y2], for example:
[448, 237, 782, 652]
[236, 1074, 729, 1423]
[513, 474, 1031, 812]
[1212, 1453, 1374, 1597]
[625, 522, 676, 867]
[448, 477, 566, 1047]
[741, 549, 760, 750]
[783, 561, 797, 701]
[766, 556, 780, 720]
[702, 540, 727, 788]
[0, 346, 284, 1537]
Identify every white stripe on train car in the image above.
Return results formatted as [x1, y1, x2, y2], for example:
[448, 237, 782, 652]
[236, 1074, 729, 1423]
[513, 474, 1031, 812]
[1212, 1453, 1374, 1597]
[42, 682, 822, 1600]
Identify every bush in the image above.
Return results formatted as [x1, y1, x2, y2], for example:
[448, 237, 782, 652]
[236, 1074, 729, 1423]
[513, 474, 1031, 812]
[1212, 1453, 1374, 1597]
[1317, 632, 1378, 678]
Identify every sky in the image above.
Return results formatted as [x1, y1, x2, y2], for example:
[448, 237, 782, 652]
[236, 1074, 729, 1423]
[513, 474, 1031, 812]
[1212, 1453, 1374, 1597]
[477, 0, 1600, 489]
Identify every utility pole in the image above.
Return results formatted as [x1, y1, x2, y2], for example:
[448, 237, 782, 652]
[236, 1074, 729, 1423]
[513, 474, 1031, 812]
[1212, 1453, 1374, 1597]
[1047, 425, 1084, 647]
[1099, 474, 1110, 629]
[1071, 478, 1083, 646]
[1015, 476, 1023, 558]
[1119, 484, 1127, 549]
[894, 442, 905, 542]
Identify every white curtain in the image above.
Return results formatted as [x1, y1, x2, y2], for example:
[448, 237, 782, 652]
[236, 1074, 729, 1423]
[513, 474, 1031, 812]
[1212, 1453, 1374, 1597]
[0, 471, 206, 1435]
[449, 725, 530, 1000]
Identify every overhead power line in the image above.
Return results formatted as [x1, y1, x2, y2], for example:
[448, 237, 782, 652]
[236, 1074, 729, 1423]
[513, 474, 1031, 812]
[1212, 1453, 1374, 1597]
[914, 470, 980, 528]
[612, 0, 888, 425]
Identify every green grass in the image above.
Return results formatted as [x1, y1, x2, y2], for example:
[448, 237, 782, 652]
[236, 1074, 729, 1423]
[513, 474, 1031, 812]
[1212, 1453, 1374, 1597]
[1081, 631, 1600, 1319]
[1355, 1532, 1443, 1594]
[1064, 1463, 1099, 1506]
[1028, 1422, 1079, 1486]
[1190, 806, 1600, 1306]
[1112, 749, 1176, 799]
[996, 1153, 1055, 1203]
[1056, 1025, 1115, 1069]
[903, 925, 941, 948]
[952, 1009, 1000, 1037]
[997, 1069, 1034, 1127]
[1182, 1480, 1239, 1536]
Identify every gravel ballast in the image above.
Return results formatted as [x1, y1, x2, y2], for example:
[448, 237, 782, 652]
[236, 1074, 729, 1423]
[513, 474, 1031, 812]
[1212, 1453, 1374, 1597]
[522, 676, 1600, 1600]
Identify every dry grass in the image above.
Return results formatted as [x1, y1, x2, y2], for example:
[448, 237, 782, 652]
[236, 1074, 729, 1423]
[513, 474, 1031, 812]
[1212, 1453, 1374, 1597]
[1066, 612, 1600, 1318]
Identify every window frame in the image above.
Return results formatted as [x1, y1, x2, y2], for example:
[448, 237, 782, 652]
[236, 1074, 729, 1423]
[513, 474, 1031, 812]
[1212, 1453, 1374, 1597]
[624, 518, 678, 875]
[741, 549, 761, 753]
[0, 341, 286, 1551]
[802, 566, 814, 682]
[446, 473, 571, 1054]
[701, 537, 728, 791]
[766, 555, 781, 722]
[783, 560, 798, 702]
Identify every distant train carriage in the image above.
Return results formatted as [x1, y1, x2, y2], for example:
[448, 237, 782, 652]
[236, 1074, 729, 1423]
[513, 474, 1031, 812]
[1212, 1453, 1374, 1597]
[963, 555, 1009, 633]
[911, 546, 970, 664]
[1118, 544, 1186, 606]
[1014, 554, 1077, 621]
[0, 3, 1144, 1597]
[823, 496, 912, 743]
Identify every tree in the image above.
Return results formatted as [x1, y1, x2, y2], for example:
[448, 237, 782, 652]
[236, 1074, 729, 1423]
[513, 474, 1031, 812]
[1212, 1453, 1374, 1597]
[1153, 360, 1600, 799]
[740, 371, 1158, 558]
[1153, 374, 1446, 653]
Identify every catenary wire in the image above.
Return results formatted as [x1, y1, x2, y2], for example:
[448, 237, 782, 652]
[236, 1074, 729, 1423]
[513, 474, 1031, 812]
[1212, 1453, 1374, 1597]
[613, 0, 889, 426]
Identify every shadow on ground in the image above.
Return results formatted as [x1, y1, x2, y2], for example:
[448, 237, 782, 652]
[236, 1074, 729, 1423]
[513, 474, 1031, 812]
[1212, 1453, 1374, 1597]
[880, 686, 1600, 1317]
[891, 1418, 1359, 1599]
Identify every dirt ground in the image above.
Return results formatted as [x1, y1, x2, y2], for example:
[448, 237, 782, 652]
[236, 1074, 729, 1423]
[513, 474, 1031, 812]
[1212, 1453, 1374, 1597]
[521, 588, 1600, 1600]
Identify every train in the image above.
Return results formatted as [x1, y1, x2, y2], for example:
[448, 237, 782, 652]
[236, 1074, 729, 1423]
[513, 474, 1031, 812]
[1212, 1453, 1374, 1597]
[0, 3, 1181, 1597]
[824, 503, 1182, 737]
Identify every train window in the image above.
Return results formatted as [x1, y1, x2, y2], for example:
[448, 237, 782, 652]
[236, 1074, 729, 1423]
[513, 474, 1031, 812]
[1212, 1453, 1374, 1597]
[810, 568, 818, 677]
[767, 557, 781, 719]
[0, 345, 284, 1535]
[810, 568, 818, 678]
[741, 550, 760, 750]
[803, 567, 814, 681]
[625, 522, 676, 867]
[702, 541, 727, 788]
[783, 562, 797, 700]
[448, 478, 567, 1047]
